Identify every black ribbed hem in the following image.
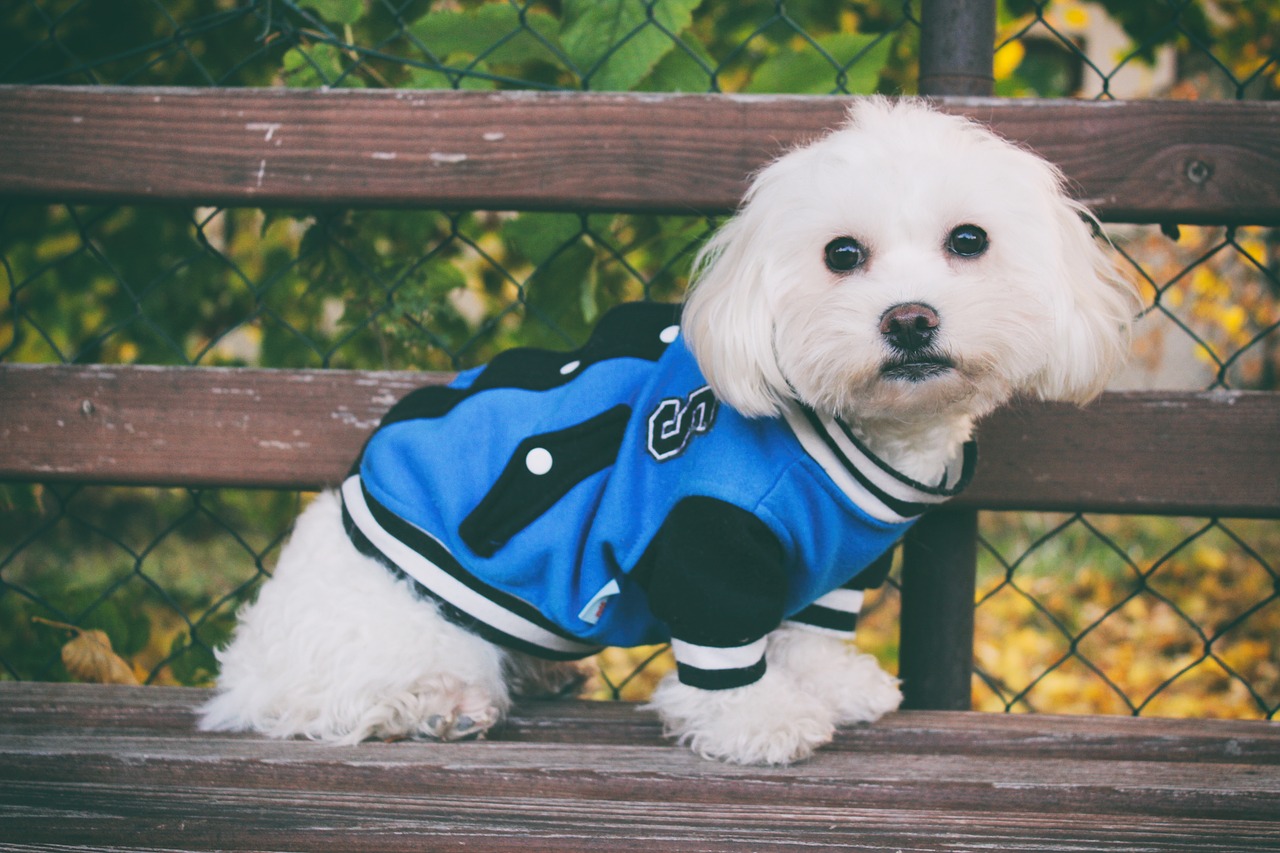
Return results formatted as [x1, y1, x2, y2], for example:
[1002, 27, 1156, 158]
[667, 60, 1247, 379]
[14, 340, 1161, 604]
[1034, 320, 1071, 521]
[675, 657, 767, 690]
[790, 604, 858, 633]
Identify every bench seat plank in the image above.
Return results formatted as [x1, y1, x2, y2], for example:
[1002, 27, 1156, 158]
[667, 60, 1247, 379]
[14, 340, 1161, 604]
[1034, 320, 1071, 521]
[2, 363, 1278, 517]
[1, 684, 1277, 851]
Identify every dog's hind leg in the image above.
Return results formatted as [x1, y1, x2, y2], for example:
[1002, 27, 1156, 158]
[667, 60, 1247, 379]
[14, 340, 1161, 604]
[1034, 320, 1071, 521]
[201, 491, 510, 744]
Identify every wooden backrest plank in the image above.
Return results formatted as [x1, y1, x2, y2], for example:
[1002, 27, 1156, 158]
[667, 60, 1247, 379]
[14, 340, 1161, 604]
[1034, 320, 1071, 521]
[1, 86, 1278, 224]
[962, 393, 1280, 517]
[2, 363, 1276, 517]
[0, 363, 444, 491]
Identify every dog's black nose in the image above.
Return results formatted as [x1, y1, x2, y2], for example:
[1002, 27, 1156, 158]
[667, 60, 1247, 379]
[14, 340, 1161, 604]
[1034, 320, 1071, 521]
[880, 303, 940, 352]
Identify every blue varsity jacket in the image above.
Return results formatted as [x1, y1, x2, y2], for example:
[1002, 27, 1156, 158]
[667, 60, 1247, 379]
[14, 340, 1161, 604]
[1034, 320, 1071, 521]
[342, 302, 976, 689]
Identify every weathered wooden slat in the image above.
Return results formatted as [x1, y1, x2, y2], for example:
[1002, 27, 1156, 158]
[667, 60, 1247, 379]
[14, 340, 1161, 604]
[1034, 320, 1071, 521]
[0, 684, 1277, 852]
[5, 782, 1279, 853]
[0, 363, 445, 491]
[7, 683, 1280, 765]
[6, 783, 1278, 853]
[960, 391, 1280, 517]
[1, 86, 1278, 224]
[2, 363, 1277, 517]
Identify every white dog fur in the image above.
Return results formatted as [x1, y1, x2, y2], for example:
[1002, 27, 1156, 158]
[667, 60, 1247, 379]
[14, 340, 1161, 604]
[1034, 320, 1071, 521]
[201, 98, 1136, 765]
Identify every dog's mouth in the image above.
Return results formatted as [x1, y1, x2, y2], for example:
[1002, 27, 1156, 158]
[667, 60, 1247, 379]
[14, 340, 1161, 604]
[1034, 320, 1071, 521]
[880, 352, 955, 382]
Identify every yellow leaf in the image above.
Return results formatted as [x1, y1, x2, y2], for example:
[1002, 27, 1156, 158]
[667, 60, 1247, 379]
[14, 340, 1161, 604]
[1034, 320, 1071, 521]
[1220, 304, 1247, 337]
[1237, 238, 1266, 262]
[34, 618, 141, 685]
[62, 629, 141, 685]
[116, 341, 140, 363]
[994, 40, 1025, 81]
[1063, 4, 1089, 29]
[1193, 544, 1229, 572]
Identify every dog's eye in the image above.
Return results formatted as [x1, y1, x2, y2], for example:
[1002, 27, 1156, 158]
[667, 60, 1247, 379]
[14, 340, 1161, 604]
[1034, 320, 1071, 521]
[824, 237, 867, 272]
[947, 225, 988, 258]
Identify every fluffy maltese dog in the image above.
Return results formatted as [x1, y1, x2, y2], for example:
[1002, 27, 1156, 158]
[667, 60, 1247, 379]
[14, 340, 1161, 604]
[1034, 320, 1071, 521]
[202, 98, 1136, 765]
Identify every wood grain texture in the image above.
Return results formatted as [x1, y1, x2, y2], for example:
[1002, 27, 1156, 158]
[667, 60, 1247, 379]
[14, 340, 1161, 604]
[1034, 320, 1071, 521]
[2, 86, 1278, 223]
[1, 683, 1278, 852]
[0, 363, 445, 490]
[3, 364, 1277, 516]
[958, 391, 1280, 516]
[8, 682, 1280, 763]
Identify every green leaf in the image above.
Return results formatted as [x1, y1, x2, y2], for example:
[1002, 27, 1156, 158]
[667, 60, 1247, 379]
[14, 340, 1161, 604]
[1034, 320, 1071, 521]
[521, 241, 597, 347]
[282, 43, 365, 88]
[561, 0, 704, 91]
[410, 5, 561, 66]
[401, 259, 468, 311]
[580, 256, 601, 324]
[302, 0, 366, 26]
[406, 61, 496, 91]
[635, 35, 715, 92]
[168, 630, 219, 687]
[502, 213, 584, 265]
[0, 483, 42, 513]
[746, 32, 892, 94]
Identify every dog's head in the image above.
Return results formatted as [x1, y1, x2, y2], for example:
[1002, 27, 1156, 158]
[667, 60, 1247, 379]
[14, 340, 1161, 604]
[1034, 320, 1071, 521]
[681, 98, 1138, 425]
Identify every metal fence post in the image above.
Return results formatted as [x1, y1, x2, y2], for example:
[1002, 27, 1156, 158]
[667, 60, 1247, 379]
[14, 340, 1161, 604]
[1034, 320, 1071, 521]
[918, 0, 998, 97]
[900, 510, 980, 710]
[898, 0, 995, 711]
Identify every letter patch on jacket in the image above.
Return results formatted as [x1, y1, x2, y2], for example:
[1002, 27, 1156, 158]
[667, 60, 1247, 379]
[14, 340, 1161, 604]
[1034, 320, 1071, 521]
[647, 386, 718, 461]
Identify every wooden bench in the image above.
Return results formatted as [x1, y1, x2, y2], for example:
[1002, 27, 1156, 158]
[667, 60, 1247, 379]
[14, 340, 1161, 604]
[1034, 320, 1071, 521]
[4, 682, 1279, 851]
[2, 86, 1279, 850]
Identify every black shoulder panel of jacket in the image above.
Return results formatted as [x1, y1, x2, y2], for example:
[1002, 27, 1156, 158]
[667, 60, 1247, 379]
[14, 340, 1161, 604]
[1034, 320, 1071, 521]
[377, 301, 682, 431]
[348, 301, 682, 475]
[466, 300, 682, 398]
[633, 496, 787, 649]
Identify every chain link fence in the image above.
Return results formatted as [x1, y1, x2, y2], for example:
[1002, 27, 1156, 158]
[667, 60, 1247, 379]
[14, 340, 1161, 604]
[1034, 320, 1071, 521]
[2, 0, 1277, 715]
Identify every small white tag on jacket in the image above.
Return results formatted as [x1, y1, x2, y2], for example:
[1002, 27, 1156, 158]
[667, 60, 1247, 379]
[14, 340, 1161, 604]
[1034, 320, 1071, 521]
[578, 579, 621, 625]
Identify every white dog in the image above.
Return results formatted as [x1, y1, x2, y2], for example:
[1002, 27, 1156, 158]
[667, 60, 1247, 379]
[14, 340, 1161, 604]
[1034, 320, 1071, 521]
[201, 98, 1135, 765]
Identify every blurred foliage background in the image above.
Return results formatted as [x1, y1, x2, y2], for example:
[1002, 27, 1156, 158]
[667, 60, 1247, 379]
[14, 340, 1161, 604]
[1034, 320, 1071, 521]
[1, 0, 1277, 717]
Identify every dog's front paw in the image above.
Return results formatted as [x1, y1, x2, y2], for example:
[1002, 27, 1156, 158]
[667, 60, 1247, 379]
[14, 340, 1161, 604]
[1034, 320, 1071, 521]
[768, 627, 902, 725]
[645, 667, 835, 765]
[413, 678, 506, 742]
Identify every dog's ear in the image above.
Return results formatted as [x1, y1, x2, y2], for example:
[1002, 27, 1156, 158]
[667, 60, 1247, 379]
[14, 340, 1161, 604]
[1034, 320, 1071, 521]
[1030, 201, 1139, 404]
[680, 192, 793, 418]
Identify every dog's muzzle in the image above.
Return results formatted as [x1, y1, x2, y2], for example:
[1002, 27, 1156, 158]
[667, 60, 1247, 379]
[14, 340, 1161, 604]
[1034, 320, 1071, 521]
[879, 302, 953, 381]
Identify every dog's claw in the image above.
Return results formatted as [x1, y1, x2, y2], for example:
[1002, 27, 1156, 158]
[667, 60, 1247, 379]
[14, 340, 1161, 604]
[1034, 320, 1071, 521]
[421, 706, 498, 741]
